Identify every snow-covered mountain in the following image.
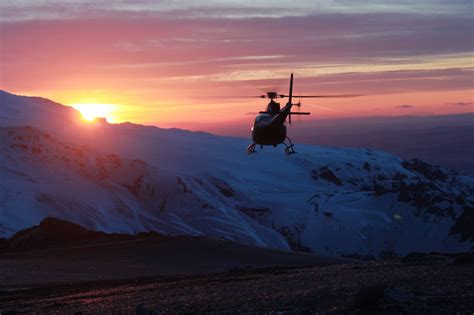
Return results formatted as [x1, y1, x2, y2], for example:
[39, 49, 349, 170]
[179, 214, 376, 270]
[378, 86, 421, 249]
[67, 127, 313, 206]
[1, 90, 473, 256]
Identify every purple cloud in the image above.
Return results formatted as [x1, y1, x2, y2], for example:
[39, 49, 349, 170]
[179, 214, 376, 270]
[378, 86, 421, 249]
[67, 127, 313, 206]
[448, 102, 473, 106]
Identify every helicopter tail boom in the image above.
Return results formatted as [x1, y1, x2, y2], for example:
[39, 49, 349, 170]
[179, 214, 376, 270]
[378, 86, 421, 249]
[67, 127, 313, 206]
[288, 73, 293, 106]
[278, 73, 295, 124]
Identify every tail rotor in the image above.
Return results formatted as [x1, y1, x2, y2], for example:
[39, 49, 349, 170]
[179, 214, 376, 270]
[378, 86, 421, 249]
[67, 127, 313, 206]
[288, 73, 294, 124]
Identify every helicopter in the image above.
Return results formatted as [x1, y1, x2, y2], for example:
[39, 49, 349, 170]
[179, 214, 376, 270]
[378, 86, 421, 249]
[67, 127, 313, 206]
[247, 73, 360, 155]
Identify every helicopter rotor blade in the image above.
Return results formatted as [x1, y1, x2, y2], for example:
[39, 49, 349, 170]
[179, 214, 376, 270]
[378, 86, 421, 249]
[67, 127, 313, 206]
[280, 94, 364, 98]
[289, 112, 310, 115]
[205, 93, 363, 99]
[233, 93, 286, 99]
[201, 93, 363, 100]
[198, 95, 264, 99]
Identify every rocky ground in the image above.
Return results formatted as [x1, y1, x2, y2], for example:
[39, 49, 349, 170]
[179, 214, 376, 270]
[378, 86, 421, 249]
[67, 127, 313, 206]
[1, 253, 473, 314]
[1, 218, 473, 314]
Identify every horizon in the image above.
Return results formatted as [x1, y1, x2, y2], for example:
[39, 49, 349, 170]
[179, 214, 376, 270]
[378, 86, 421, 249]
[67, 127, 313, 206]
[1, 0, 473, 129]
[1, 88, 473, 134]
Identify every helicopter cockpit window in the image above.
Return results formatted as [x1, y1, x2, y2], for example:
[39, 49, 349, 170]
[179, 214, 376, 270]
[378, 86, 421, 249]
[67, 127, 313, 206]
[254, 114, 271, 126]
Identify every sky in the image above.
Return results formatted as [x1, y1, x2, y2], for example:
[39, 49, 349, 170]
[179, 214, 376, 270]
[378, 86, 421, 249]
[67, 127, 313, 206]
[0, 0, 473, 130]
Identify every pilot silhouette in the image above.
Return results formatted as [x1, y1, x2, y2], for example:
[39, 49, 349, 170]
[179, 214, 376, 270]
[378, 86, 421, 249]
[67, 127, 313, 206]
[267, 100, 280, 114]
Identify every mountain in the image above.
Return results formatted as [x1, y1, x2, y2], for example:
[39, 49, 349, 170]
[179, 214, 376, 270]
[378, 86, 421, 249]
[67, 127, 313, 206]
[209, 113, 474, 175]
[0, 90, 473, 256]
[1, 217, 142, 251]
[1, 217, 343, 286]
[290, 114, 474, 175]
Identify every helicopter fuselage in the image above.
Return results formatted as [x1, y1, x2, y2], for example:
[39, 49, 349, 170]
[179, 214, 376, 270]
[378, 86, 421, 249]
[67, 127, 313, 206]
[251, 113, 287, 146]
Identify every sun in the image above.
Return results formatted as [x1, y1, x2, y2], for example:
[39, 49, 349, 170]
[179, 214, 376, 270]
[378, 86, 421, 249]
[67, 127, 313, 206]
[71, 103, 115, 123]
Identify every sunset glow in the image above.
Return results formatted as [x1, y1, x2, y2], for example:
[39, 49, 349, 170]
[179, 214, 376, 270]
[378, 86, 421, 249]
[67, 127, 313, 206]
[72, 103, 116, 123]
[0, 1, 472, 131]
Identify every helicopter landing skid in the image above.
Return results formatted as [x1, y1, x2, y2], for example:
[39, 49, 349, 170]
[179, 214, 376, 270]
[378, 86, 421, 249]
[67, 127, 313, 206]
[247, 143, 257, 154]
[284, 137, 297, 155]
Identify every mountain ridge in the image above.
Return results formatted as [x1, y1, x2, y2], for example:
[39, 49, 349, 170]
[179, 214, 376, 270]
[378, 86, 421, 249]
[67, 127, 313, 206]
[0, 90, 472, 256]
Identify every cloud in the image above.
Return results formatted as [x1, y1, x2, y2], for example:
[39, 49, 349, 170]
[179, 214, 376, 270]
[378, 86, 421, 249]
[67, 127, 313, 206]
[1, 1, 472, 124]
[2, 8, 473, 71]
[396, 105, 416, 109]
[448, 102, 473, 106]
[1, 1, 472, 22]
